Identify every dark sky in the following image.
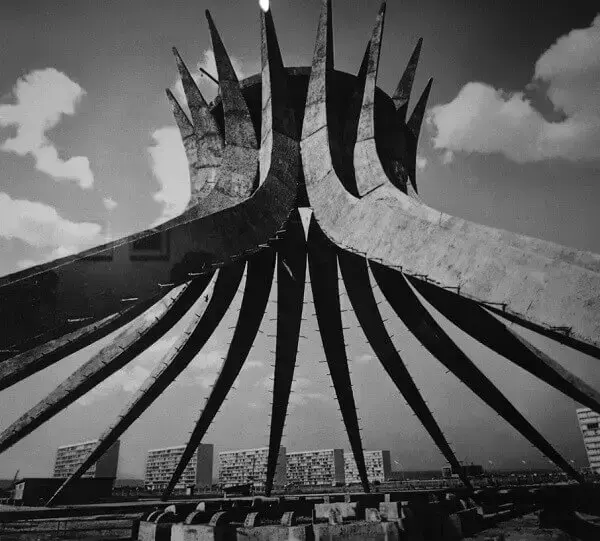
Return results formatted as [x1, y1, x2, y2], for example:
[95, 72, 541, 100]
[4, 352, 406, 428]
[0, 0, 598, 479]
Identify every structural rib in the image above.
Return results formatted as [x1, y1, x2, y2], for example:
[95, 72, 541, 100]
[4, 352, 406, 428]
[265, 211, 307, 496]
[370, 262, 583, 483]
[353, 1, 387, 197]
[407, 277, 600, 413]
[256, 7, 305, 497]
[0, 295, 158, 391]
[406, 78, 432, 140]
[0, 277, 212, 455]
[392, 38, 423, 120]
[161, 250, 275, 500]
[301, 0, 600, 357]
[338, 249, 471, 489]
[47, 263, 244, 506]
[308, 218, 369, 493]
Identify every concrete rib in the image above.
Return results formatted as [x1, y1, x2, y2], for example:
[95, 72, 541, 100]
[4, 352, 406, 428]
[338, 249, 472, 490]
[0, 294, 159, 391]
[308, 218, 370, 493]
[392, 38, 423, 120]
[161, 250, 275, 500]
[47, 263, 244, 506]
[407, 276, 600, 414]
[171, 48, 223, 207]
[265, 210, 307, 496]
[371, 262, 584, 483]
[0, 277, 213, 455]
[300, 0, 600, 356]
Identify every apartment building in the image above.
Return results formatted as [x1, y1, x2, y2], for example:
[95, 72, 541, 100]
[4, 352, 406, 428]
[577, 408, 600, 473]
[219, 447, 286, 488]
[286, 449, 345, 486]
[53, 440, 119, 479]
[145, 444, 213, 491]
[344, 450, 391, 484]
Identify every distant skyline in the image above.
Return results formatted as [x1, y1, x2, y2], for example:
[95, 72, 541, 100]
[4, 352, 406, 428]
[0, 0, 599, 480]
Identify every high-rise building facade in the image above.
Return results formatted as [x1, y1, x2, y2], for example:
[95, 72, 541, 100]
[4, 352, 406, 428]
[286, 449, 345, 486]
[577, 408, 600, 473]
[53, 440, 119, 479]
[344, 450, 391, 484]
[145, 444, 213, 491]
[219, 447, 286, 488]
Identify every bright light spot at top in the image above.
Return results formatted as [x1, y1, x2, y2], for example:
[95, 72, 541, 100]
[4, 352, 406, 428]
[259, 0, 269, 12]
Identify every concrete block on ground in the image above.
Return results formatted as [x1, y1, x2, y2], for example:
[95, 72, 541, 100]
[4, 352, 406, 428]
[171, 523, 236, 541]
[456, 507, 482, 536]
[379, 501, 412, 521]
[235, 524, 312, 541]
[138, 520, 173, 541]
[313, 521, 401, 541]
[314, 502, 357, 522]
[441, 513, 462, 541]
[366, 508, 382, 522]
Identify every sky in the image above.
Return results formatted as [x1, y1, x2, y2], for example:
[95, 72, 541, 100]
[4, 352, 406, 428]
[0, 0, 599, 480]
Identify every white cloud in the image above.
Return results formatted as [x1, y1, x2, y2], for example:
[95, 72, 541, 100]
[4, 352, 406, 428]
[428, 15, 600, 164]
[77, 338, 265, 406]
[0, 192, 102, 250]
[354, 354, 374, 364]
[102, 197, 117, 211]
[441, 150, 454, 165]
[0, 68, 94, 188]
[148, 126, 190, 224]
[416, 155, 428, 170]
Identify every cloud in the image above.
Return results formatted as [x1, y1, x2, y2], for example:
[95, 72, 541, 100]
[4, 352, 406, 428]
[0, 192, 102, 254]
[148, 126, 190, 224]
[428, 15, 600, 163]
[416, 155, 428, 170]
[102, 197, 117, 211]
[77, 338, 265, 406]
[0, 68, 94, 188]
[354, 354, 374, 364]
[172, 49, 245, 107]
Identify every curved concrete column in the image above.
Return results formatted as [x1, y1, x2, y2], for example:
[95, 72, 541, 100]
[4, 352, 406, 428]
[47, 263, 244, 506]
[301, 0, 600, 358]
[371, 261, 583, 483]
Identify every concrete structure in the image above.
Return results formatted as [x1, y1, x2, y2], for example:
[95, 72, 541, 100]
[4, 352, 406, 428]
[54, 440, 119, 479]
[13, 477, 114, 506]
[577, 408, 600, 473]
[219, 447, 286, 489]
[344, 450, 391, 484]
[286, 449, 345, 486]
[145, 444, 213, 491]
[1, 0, 599, 506]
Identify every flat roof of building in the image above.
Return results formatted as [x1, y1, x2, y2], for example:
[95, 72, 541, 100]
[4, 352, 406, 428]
[57, 440, 99, 449]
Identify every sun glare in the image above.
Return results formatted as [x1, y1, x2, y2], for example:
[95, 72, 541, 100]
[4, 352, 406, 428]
[259, 0, 269, 13]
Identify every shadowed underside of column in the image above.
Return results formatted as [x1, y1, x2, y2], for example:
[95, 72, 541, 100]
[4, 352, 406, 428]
[308, 218, 370, 493]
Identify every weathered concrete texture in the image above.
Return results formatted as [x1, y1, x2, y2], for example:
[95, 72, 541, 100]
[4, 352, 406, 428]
[307, 218, 369, 494]
[0, 277, 212, 455]
[0, 43, 298, 352]
[312, 521, 401, 540]
[338, 249, 471, 490]
[138, 521, 172, 541]
[0, 294, 157, 391]
[353, 2, 387, 197]
[301, 0, 600, 357]
[370, 262, 583, 483]
[392, 38, 422, 120]
[47, 264, 244, 506]
[408, 276, 600, 414]
[266, 211, 307, 497]
[162, 251, 275, 499]
[171, 48, 223, 208]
